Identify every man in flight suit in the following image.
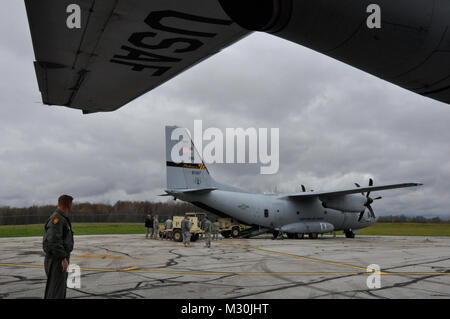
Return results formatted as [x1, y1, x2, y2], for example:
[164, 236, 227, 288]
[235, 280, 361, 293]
[203, 216, 212, 248]
[145, 215, 152, 239]
[181, 216, 192, 247]
[42, 195, 74, 299]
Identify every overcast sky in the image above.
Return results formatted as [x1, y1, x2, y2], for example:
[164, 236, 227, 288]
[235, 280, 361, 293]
[0, 1, 449, 218]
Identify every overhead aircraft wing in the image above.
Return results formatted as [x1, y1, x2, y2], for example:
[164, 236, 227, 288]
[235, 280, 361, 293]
[280, 183, 422, 200]
[25, 0, 249, 113]
[164, 188, 217, 195]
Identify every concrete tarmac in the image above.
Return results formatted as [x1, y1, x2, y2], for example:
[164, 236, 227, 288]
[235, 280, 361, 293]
[0, 234, 449, 299]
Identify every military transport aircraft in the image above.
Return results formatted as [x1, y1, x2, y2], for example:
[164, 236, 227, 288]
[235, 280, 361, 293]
[25, 0, 450, 114]
[163, 126, 422, 239]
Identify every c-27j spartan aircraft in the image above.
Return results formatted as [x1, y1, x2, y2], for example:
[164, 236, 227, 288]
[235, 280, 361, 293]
[163, 126, 422, 239]
[25, 0, 450, 114]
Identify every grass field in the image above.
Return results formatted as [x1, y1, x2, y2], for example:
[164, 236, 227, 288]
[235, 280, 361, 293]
[0, 223, 143, 238]
[0, 222, 449, 238]
[359, 223, 450, 237]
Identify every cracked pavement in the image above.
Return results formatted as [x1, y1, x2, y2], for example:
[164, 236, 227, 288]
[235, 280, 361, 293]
[0, 235, 449, 299]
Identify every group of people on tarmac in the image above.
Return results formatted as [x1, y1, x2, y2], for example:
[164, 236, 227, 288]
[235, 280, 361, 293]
[145, 214, 173, 240]
[145, 214, 220, 248]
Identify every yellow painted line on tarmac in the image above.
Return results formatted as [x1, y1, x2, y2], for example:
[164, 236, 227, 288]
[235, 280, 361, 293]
[0, 263, 43, 269]
[121, 266, 140, 271]
[215, 241, 375, 272]
[1, 263, 449, 276]
[130, 270, 362, 276]
[382, 272, 450, 276]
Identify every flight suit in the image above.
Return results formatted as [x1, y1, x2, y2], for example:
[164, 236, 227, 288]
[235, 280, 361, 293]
[203, 220, 212, 248]
[42, 209, 74, 299]
[144, 217, 152, 238]
[181, 219, 192, 246]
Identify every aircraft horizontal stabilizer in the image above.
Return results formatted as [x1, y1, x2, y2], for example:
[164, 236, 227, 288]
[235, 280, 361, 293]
[281, 183, 422, 200]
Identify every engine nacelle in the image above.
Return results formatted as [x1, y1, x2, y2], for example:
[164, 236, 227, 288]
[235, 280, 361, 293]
[319, 194, 366, 213]
[219, 0, 450, 104]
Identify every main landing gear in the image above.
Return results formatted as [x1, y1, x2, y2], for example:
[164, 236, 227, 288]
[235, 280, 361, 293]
[285, 232, 315, 239]
[344, 230, 356, 238]
[272, 230, 284, 240]
[280, 230, 357, 239]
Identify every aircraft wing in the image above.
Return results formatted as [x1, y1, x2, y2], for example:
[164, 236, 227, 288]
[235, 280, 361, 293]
[280, 183, 422, 200]
[25, 0, 249, 113]
[164, 188, 217, 195]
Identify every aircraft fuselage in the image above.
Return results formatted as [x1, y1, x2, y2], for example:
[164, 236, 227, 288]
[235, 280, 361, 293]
[178, 190, 375, 233]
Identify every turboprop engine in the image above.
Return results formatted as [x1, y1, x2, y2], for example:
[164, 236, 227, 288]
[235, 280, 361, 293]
[320, 194, 366, 213]
[219, 0, 450, 104]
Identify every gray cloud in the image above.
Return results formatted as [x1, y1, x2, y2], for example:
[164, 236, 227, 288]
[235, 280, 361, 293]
[0, 2, 449, 218]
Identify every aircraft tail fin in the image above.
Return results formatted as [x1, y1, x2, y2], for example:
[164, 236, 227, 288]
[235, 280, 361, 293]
[165, 126, 214, 190]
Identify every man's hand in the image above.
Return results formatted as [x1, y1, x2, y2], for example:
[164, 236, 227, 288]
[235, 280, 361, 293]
[61, 258, 69, 273]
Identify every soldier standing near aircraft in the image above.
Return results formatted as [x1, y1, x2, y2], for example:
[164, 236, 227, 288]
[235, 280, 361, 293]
[213, 220, 220, 240]
[42, 195, 74, 299]
[203, 216, 212, 248]
[144, 215, 152, 239]
[181, 216, 192, 247]
[164, 217, 173, 240]
[152, 215, 159, 239]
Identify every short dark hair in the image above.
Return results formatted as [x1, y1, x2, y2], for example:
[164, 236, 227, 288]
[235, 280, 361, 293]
[58, 195, 73, 209]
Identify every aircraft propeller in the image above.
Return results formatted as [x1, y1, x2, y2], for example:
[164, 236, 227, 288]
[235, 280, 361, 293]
[356, 178, 382, 221]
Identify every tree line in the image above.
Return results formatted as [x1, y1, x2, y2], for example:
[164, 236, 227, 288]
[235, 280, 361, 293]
[0, 201, 209, 225]
[0, 202, 447, 225]
[376, 215, 449, 224]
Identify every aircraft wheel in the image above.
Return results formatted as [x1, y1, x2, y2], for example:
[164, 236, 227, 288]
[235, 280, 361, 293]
[297, 233, 304, 239]
[221, 231, 231, 238]
[345, 230, 355, 238]
[172, 230, 183, 242]
[231, 227, 240, 238]
[308, 233, 318, 239]
[272, 230, 280, 240]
